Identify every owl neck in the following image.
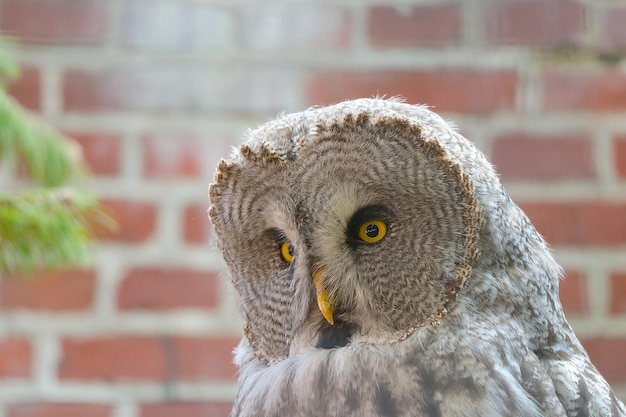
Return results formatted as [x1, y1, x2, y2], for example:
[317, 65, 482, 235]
[460, 201, 576, 355]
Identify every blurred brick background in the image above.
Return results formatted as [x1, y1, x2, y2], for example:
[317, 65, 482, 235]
[1, 0, 626, 416]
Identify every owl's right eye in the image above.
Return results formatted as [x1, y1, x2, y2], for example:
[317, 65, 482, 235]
[280, 241, 294, 263]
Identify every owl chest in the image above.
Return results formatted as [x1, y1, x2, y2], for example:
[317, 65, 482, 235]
[233, 334, 546, 417]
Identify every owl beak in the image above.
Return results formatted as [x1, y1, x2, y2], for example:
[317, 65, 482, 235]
[313, 266, 335, 325]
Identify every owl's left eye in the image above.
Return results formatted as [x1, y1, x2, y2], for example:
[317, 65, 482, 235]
[358, 220, 387, 243]
[347, 205, 392, 246]
[280, 241, 294, 263]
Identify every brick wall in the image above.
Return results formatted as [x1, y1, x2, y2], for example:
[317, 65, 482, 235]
[1, 0, 626, 415]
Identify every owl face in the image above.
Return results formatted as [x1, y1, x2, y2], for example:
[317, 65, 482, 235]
[210, 110, 482, 361]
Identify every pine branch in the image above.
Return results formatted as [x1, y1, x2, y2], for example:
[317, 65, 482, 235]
[0, 93, 84, 186]
[0, 42, 18, 85]
[0, 189, 113, 275]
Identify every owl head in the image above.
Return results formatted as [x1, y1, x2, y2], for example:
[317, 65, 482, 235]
[209, 98, 555, 362]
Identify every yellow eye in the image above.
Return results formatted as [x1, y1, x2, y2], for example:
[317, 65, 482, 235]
[358, 220, 387, 243]
[280, 241, 294, 263]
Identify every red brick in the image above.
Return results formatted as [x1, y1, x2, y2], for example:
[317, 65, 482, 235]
[520, 202, 626, 246]
[609, 273, 626, 314]
[485, 0, 585, 46]
[142, 135, 227, 179]
[1, 269, 95, 311]
[6, 66, 41, 111]
[542, 69, 626, 111]
[99, 199, 157, 243]
[0, 338, 31, 378]
[0, 0, 106, 45]
[599, 6, 626, 53]
[117, 268, 219, 310]
[307, 70, 517, 114]
[8, 403, 111, 417]
[581, 338, 626, 383]
[175, 337, 238, 381]
[59, 336, 166, 381]
[63, 70, 125, 112]
[66, 133, 122, 176]
[140, 402, 232, 417]
[559, 271, 588, 315]
[614, 136, 626, 178]
[63, 67, 296, 113]
[183, 203, 211, 244]
[368, 5, 461, 48]
[59, 336, 238, 382]
[491, 133, 593, 180]
[241, 5, 350, 50]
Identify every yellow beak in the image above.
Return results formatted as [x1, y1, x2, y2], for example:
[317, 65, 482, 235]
[313, 267, 335, 325]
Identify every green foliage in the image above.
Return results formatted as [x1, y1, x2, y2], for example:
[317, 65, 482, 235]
[0, 43, 111, 276]
[0, 93, 84, 186]
[0, 190, 111, 274]
[0, 43, 18, 85]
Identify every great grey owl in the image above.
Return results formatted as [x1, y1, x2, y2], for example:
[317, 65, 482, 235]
[208, 98, 625, 417]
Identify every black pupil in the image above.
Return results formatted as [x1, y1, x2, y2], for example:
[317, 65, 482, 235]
[287, 244, 294, 257]
[365, 223, 379, 238]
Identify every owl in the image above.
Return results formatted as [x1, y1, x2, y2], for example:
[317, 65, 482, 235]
[209, 98, 626, 417]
